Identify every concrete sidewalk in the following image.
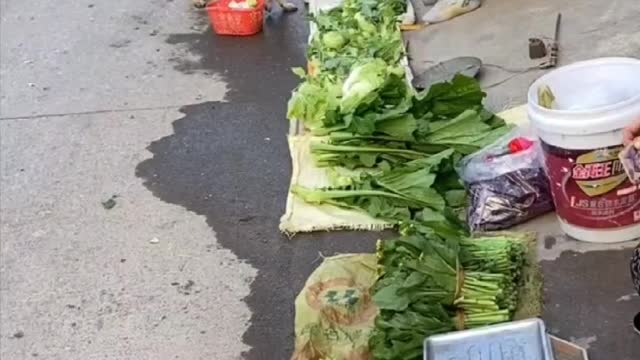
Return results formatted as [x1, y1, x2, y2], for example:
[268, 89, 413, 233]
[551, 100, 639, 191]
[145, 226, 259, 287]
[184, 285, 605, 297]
[1, 1, 254, 359]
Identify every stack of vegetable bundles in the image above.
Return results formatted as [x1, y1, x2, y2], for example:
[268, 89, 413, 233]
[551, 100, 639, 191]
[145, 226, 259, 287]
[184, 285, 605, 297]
[288, 0, 530, 359]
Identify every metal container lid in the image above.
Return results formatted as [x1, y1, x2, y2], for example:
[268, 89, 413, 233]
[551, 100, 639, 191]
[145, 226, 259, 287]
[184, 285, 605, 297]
[424, 318, 555, 360]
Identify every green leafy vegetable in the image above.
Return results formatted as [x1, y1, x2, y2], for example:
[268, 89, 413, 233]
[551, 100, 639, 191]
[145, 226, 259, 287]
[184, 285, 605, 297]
[370, 233, 528, 360]
[311, 142, 428, 169]
[321, 31, 346, 50]
[286, 79, 342, 134]
[412, 74, 486, 118]
[340, 60, 392, 114]
[292, 150, 458, 223]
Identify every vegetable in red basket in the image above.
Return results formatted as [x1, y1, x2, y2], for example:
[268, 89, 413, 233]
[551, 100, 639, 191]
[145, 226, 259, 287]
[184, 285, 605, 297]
[229, 0, 257, 9]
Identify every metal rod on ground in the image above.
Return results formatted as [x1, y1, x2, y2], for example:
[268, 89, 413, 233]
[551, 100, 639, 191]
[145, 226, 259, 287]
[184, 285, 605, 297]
[540, 13, 561, 69]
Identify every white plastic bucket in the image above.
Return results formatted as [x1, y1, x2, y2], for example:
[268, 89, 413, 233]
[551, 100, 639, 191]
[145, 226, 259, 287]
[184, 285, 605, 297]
[528, 57, 640, 243]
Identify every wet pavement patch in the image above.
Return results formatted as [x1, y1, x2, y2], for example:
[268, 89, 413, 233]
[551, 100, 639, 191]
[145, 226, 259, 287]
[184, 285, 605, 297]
[165, 10, 309, 104]
[541, 248, 640, 360]
[136, 100, 385, 358]
[139, 10, 325, 356]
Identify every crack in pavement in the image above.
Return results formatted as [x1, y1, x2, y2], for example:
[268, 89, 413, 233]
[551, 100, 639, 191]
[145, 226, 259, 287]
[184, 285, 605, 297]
[0, 105, 184, 121]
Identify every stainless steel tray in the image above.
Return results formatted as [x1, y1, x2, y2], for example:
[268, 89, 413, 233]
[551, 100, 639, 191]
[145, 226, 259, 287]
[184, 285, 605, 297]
[424, 318, 555, 360]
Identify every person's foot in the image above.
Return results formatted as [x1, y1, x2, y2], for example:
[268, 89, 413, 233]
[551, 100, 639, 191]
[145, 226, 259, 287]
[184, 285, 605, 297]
[192, 0, 208, 8]
[422, 0, 481, 24]
[281, 2, 298, 12]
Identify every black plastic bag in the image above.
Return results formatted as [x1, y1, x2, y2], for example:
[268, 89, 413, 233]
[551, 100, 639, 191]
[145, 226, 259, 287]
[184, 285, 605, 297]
[459, 129, 554, 232]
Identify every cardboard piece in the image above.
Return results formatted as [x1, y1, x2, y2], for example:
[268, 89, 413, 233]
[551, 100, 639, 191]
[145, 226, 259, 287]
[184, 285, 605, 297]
[550, 335, 590, 360]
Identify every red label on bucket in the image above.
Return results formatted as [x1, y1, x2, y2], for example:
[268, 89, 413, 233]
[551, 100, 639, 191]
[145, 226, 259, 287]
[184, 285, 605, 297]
[542, 142, 640, 229]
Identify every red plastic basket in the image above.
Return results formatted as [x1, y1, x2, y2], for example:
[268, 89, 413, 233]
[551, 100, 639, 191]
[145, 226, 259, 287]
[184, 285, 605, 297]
[207, 0, 265, 36]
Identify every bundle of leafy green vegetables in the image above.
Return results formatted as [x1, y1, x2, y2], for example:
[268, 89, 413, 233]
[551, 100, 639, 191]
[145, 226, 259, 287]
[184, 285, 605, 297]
[370, 233, 527, 360]
[287, 0, 409, 133]
[307, 0, 407, 80]
[289, 70, 512, 231]
[288, 0, 511, 165]
[297, 70, 511, 165]
[292, 149, 468, 232]
[287, 0, 516, 239]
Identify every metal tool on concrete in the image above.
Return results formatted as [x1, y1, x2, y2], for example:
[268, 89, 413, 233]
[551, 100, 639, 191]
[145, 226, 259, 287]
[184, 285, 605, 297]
[538, 13, 561, 69]
[529, 38, 547, 59]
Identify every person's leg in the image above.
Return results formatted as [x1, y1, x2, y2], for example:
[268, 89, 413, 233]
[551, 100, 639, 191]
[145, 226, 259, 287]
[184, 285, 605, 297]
[632, 244, 640, 334]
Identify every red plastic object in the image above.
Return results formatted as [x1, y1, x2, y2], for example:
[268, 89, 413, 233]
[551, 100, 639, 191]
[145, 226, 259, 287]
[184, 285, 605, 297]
[207, 0, 264, 36]
[508, 137, 534, 154]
